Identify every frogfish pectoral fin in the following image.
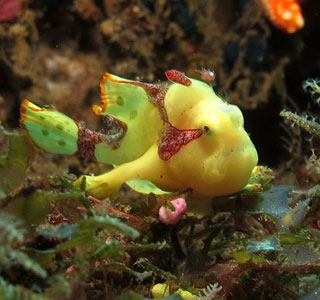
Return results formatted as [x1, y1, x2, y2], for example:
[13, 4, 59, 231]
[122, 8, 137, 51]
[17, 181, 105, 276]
[20, 100, 79, 155]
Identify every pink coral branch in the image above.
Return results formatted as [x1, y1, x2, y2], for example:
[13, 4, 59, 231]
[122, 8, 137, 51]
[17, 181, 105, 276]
[159, 197, 187, 225]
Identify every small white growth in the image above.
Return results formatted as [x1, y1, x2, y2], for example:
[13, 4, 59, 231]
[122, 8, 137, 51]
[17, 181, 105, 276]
[198, 283, 222, 300]
[282, 11, 292, 20]
[302, 78, 320, 105]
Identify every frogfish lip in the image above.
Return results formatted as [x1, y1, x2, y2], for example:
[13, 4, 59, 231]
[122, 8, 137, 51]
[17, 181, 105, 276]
[225, 141, 258, 186]
[205, 133, 258, 194]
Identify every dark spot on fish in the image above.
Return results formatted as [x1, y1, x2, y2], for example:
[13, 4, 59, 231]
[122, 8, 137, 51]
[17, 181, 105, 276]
[117, 96, 124, 106]
[42, 129, 49, 136]
[56, 124, 64, 130]
[100, 115, 127, 150]
[58, 140, 66, 146]
[101, 182, 109, 188]
[129, 110, 137, 119]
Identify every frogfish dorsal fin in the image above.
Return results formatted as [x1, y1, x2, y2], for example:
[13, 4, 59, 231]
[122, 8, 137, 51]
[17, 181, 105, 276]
[92, 73, 164, 165]
[93, 73, 150, 122]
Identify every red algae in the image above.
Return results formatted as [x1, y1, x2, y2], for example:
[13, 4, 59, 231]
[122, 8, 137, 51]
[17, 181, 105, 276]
[0, 0, 23, 22]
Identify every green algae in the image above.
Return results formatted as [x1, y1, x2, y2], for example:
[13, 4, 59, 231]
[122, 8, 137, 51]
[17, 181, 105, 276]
[0, 127, 34, 201]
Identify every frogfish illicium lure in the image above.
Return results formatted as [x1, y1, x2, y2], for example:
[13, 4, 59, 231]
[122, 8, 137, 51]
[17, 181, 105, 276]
[20, 70, 258, 199]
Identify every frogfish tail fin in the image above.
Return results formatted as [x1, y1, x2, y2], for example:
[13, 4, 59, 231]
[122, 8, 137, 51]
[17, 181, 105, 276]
[20, 100, 79, 155]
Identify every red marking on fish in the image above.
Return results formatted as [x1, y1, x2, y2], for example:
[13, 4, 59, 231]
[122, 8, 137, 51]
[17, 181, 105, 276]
[159, 124, 202, 161]
[76, 122, 102, 161]
[165, 70, 192, 86]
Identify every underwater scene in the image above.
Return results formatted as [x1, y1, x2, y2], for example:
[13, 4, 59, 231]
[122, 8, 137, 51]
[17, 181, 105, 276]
[1, 0, 320, 299]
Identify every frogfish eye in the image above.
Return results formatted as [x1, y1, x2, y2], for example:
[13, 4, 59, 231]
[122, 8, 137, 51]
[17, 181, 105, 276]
[203, 125, 210, 132]
[202, 125, 214, 137]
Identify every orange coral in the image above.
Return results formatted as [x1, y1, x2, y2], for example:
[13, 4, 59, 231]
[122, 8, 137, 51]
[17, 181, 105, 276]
[258, 0, 304, 33]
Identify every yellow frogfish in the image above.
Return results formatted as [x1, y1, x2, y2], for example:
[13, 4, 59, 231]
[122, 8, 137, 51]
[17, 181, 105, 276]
[20, 70, 258, 199]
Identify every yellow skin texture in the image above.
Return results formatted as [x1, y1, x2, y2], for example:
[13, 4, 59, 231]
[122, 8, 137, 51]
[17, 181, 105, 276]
[78, 75, 258, 199]
[151, 283, 197, 299]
